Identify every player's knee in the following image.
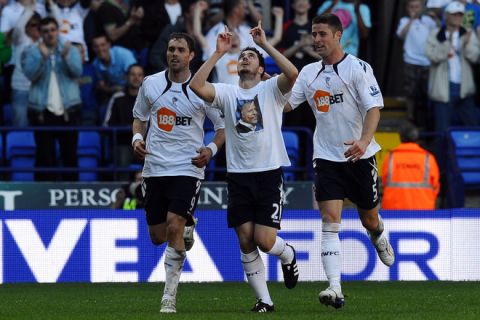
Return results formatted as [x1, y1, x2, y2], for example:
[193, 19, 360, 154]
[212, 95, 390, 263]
[149, 231, 166, 246]
[254, 234, 275, 252]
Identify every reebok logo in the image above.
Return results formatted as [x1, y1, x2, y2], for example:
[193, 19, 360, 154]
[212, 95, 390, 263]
[313, 90, 344, 113]
[157, 107, 192, 132]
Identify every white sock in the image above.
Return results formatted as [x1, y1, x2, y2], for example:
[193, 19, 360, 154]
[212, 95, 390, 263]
[241, 249, 273, 306]
[321, 223, 342, 290]
[267, 236, 294, 264]
[162, 246, 186, 300]
[369, 216, 385, 245]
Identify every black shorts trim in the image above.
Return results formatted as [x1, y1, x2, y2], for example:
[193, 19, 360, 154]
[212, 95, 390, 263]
[143, 176, 201, 225]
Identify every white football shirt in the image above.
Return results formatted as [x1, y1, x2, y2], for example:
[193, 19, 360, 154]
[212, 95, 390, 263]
[133, 71, 225, 179]
[289, 54, 383, 162]
[211, 77, 290, 173]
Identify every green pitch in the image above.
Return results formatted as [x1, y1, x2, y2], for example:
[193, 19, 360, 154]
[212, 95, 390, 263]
[1, 282, 479, 319]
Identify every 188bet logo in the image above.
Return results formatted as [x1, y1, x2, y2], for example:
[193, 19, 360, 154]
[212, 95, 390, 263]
[157, 107, 192, 132]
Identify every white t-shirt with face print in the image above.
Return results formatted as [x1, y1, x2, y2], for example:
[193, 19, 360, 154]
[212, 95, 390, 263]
[211, 76, 291, 173]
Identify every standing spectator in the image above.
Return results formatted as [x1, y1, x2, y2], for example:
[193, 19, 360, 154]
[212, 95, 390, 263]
[141, 0, 183, 51]
[149, 0, 204, 75]
[203, 0, 266, 61]
[1, 0, 46, 107]
[425, 1, 479, 136]
[190, 22, 300, 313]
[381, 122, 440, 210]
[132, 33, 225, 314]
[88, 0, 144, 51]
[396, 0, 437, 129]
[426, 0, 452, 23]
[47, 0, 89, 61]
[316, 0, 371, 57]
[104, 63, 144, 181]
[22, 17, 82, 181]
[0, 27, 12, 119]
[10, 10, 41, 127]
[284, 13, 394, 309]
[91, 34, 136, 120]
[280, 0, 317, 134]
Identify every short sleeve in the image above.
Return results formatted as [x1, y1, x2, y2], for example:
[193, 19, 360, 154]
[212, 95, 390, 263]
[288, 69, 307, 110]
[132, 84, 151, 121]
[206, 107, 225, 131]
[354, 62, 384, 111]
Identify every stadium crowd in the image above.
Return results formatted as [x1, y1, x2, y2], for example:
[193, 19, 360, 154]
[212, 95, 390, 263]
[0, 0, 479, 205]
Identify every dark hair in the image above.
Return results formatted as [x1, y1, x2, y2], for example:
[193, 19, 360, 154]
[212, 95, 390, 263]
[224, 0, 242, 18]
[168, 32, 195, 52]
[25, 12, 41, 33]
[40, 17, 59, 29]
[312, 13, 343, 33]
[399, 121, 419, 143]
[127, 63, 144, 75]
[239, 46, 265, 74]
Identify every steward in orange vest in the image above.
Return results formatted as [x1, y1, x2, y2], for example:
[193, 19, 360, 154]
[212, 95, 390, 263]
[381, 123, 440, 210]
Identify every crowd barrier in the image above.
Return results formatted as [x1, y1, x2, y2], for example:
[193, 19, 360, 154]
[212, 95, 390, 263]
[1, 208, 479, 283]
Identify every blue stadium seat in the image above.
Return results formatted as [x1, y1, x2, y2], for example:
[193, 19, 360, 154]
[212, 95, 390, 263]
[78, 131, 101, 181]
[283, 130, 299, 181]
[447, 128, 480, 207]
[6, 131, 36, 181]
[264, 56, 281, 76]
[204, 131, 216, 181]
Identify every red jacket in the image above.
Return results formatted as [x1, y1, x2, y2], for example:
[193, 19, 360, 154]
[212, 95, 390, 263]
[381, 143, 440, 210]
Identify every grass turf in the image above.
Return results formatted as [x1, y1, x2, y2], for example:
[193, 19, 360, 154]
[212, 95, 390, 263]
[1, 281, 479, 319]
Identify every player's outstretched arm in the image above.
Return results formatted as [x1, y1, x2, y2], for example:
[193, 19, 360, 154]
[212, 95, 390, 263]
[190, 26, 232, 103]
[250, 21, 298, 94]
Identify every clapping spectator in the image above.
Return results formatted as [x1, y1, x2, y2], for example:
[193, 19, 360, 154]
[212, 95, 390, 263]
[22, 17, 82, 181]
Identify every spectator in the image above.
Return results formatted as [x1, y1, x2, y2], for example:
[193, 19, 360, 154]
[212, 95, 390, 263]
[149, 0, 204, 74]
[316, 0, 371, 57]
[206, 0, 224, 30]
[1, 0, 46, 107]
[203, 0, 267, 61]
[47, 0, 89, 61]
[111, 170, 144, 209]
[91, 34, 136, 117]
[396, 0, 437, 129]
[22, 17, 82, 181]
[10, 9, 41, 127]
[381, 122, 440, 210]
[104, 63, 144, 181]
[88, 0, 144, 51]
[141, 0, 183, 51]
[280, 0, 317, 134]
[425, 1, 479, 135]
[426, 0, 452, 23]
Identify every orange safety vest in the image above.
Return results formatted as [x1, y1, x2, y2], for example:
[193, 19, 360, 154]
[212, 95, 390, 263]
[381, 143, 440, 210]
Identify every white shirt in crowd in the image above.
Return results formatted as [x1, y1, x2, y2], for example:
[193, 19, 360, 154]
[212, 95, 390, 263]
[396, 15, 437, 66]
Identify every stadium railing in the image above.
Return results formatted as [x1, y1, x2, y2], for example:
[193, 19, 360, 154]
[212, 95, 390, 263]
[0, 126, 314, 181]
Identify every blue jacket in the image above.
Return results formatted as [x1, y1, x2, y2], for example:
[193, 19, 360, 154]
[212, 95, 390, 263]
[92, 46, 136, 87]
[21, 42, 83, 111]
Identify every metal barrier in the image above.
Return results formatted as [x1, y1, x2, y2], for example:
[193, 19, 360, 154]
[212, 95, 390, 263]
[0, 126, 314, 181]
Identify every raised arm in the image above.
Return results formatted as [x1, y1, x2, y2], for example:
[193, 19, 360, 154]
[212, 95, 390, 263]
[250, 21, 298, 94]
[190, 26, 233, 103]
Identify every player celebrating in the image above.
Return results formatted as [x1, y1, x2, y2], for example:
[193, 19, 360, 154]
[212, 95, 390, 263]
[284, 13, 395, 308]
[190, 22, 299, 312]
[132, 33, 225, 313]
